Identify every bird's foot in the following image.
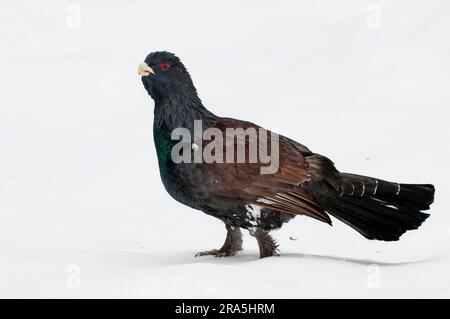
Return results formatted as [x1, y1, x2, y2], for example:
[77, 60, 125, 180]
[195, 224, 243, 258]
[195, 248, 237, 258]
[262, 247, 280, 258]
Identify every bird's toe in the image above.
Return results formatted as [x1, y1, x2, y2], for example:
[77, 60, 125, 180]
[195, 248, 239, 257]
[214, 251, 229, 257]
[195, 249, 219, 257]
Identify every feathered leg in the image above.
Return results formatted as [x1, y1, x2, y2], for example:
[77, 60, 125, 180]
[251, 228, 279, 258]
[195, 224, 243, 257]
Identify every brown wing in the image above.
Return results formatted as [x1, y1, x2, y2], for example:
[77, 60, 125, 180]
[200, 119, 332, 224]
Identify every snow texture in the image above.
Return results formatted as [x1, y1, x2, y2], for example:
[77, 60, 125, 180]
[0, 0, 449, 298]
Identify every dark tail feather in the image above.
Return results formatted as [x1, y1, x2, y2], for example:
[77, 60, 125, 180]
[323, 174, 435, 241]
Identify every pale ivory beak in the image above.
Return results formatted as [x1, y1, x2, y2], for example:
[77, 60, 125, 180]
[137, 62, 154, 76]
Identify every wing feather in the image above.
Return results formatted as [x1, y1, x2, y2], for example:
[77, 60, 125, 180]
[201, 119, 332, 224]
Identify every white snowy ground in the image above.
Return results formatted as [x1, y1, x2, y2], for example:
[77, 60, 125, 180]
[1, 0, 449, 298]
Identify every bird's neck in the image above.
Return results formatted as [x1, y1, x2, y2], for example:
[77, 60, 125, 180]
[153, 90, 217, 135]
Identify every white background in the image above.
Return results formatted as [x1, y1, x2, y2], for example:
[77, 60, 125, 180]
[0, 0, 449, 298]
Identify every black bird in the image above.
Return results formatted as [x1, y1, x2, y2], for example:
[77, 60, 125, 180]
[138, 51, 435, 258]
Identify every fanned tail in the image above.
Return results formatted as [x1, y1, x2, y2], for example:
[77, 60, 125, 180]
[322, 173, 435, 241]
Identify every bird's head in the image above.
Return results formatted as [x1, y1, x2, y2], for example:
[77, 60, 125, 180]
[138, 51, 195, 101]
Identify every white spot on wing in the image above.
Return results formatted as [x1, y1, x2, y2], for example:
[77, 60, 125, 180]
[256, 198, 275, 205]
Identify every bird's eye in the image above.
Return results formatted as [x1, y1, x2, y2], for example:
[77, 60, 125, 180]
[159, 63, 170, 70]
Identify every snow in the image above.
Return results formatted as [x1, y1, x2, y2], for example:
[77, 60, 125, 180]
[1, 0, 449, 298]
